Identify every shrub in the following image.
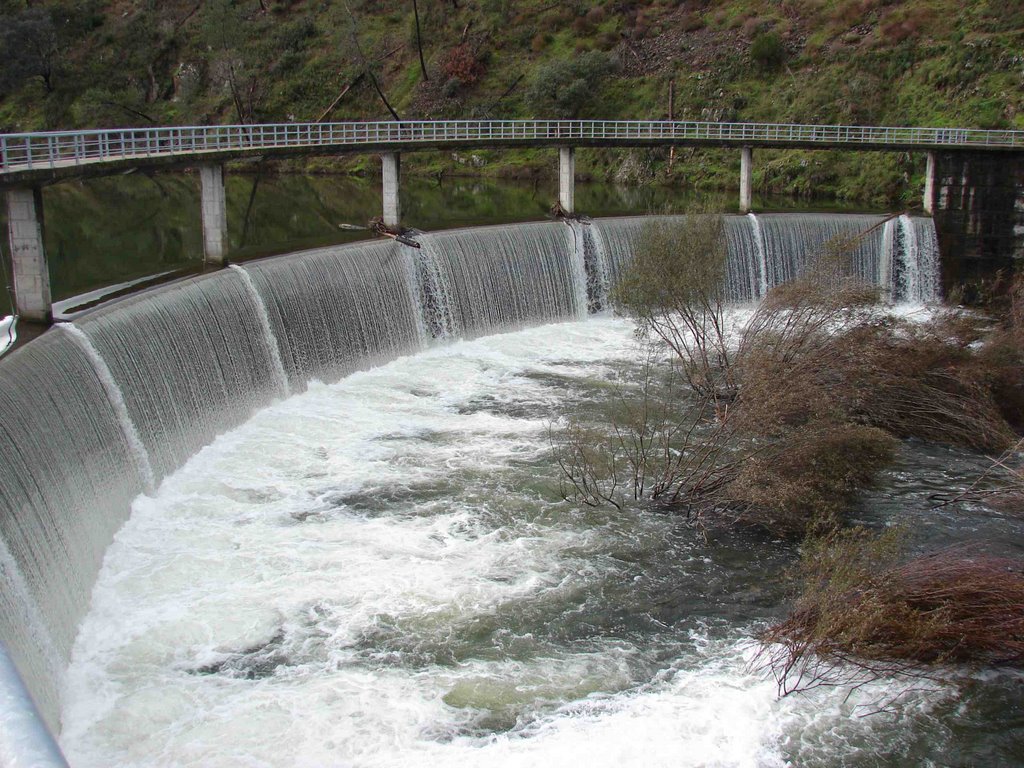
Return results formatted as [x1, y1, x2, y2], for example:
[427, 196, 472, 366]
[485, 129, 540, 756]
[727, 426, 897, 538]
[750, 32, 786, 71]
[439, 44, 484, 87]
[612, 214, 734, 401]
[560, 224, 1019, 541]
[736, 277, 1017, 453]
[758, 529, 1024, 694]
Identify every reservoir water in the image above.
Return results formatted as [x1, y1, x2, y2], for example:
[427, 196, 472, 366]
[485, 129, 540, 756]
[0, 173, 881, 317]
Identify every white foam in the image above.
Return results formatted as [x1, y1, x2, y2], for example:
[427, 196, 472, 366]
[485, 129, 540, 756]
[60, 316, 958, 768]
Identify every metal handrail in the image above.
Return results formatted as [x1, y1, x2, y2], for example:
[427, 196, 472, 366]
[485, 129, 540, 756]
[1, 120, 1021, 173]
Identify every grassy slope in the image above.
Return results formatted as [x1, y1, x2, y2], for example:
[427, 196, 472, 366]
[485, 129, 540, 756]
[0, 0, 1021, 206]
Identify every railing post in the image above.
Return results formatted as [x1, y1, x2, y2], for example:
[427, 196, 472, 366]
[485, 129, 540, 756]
[739, 146, 753, 214]
[199, 164, 228, 265]
[558, 146, 575, 214]
[5, 187, 52, 323]
[381, 152, 401, 228]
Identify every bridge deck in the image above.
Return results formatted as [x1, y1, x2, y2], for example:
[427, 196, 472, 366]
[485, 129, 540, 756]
[1, 120, 1022, 186]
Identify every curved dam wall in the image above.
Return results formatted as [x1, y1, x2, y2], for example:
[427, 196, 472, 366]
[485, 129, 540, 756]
[0, 213, 938, 743]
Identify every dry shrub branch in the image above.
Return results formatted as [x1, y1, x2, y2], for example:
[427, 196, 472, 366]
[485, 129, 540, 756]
[555, 349, 746, 514]
[933, 437, 1024, 515]
[736, 276, 1017, 454]
[758, 529, 1024, 695]
[559, 216, 1021, 540]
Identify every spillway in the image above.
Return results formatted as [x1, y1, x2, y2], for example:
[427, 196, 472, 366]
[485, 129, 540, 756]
[0, 214, 941, 763]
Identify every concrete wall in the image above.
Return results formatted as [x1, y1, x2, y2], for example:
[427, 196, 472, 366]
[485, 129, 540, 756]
[932, 151, 1024, 291]
[200, 165, 228, 264]
[5, 188, 51, 323]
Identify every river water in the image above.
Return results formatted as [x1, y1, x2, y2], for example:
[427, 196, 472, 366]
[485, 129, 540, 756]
[59, 315, 1024, 767]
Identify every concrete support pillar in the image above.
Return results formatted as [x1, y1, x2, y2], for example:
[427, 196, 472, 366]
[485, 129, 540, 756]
[739, 146, 753, 214]
[923, 151, 936, 216]
[200, 164, 228, 264]
[558, 147, 575, 214]
[381, 152, 401, 228]
[5, 188, 51, 323]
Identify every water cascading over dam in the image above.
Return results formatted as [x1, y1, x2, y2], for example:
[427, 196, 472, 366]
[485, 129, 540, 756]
[0, 213, 939, 756]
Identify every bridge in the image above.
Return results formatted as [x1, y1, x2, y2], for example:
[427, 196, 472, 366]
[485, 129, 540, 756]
[3, 119, 1023, 321]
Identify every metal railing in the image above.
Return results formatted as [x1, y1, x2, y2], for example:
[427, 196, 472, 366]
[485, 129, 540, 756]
[1, 120, 1022, 173]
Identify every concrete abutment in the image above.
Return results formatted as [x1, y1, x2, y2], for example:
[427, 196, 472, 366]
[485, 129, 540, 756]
[382, 152, 401, 228]
[931, 150, 1024, 290]
[4, 187, 51, 323]
[559, 147, 575, 214]
[739, 147, 753, 214]
[199, 164, 228, 265]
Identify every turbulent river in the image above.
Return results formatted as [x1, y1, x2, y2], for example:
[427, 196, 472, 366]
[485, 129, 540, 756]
[60, 315, 1024, 767]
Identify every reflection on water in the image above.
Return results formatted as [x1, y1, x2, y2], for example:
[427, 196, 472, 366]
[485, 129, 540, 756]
[0, 173, 883, 316]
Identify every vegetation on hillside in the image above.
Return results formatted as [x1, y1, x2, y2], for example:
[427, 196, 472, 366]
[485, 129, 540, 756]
[1, 0, 1021, 203]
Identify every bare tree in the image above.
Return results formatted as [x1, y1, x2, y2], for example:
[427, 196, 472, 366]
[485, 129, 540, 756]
[343, 1, 402, 120]
[612, 214, 736, 402]
[411, 0, 429, 82]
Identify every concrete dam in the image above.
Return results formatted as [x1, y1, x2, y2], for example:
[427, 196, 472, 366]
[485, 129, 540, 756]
[0, 213, 939, 764]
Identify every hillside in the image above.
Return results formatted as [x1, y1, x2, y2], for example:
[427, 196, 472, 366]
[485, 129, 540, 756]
[0, 0, 1021, 204]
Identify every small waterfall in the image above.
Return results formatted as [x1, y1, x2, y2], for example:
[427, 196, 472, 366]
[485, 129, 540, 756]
[567, 221, 610, 313]
[588, 221, 612, 310]
[564, 222, 590, 314]
[597, 213, 938, 303]
[884, 214, 940, 303]
[880, 217, 896, 298]
[76, 273, 290, 480]
[755, 213, 889, 288]
[898, 214, 920, 301]
[913, 218, 941, 301]
[747, 213, 769, 299]
[0, 329, 150, 729]
[228, 265, 290, 399]
[595, 215, 656, 290]
[58, 323, 155, 493]
[409, 239, 457, 341]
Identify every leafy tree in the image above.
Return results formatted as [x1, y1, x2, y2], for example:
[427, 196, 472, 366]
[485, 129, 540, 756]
[0, 1, 103, 105]
[0, 7, 61, 93]
[523, 52, 619, 118]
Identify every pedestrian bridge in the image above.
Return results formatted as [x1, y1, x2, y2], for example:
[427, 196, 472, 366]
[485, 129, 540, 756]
[2, 119, 1022, 322]
[2, 120, 1022, 180]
